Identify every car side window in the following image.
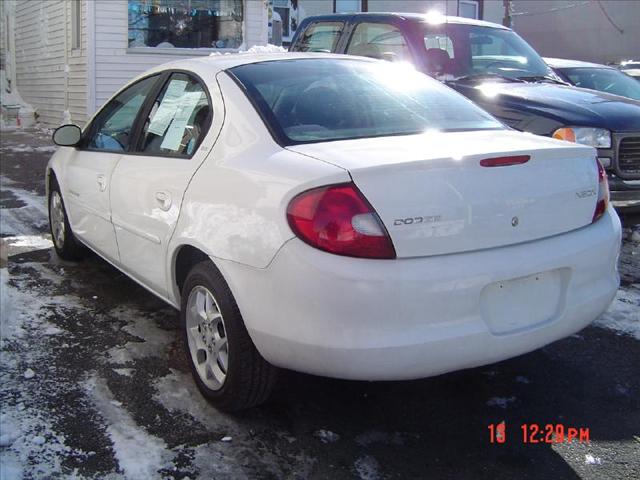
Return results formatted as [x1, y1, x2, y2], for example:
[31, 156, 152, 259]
[346, 22, 411, 62]
[424, 33, 455, 59]
[137, 73, 211, 157]
[292, 22, 344, 52]
[86, 75, 159, 152]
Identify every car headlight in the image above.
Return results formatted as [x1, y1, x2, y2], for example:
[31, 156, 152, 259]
[552, 127, 611, 149]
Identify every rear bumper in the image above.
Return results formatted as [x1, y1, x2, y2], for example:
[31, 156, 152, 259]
[217, 208, 621, 381]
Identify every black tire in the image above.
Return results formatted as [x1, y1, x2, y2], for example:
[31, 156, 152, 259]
[181, 261, 277, 411]
[48, 177, 85, 261]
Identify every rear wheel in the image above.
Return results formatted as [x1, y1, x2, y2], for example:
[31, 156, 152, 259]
[48, 179, 85, 260]
[181, 261, 277, 411]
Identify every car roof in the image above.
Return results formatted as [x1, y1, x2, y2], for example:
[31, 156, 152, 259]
[300, 12, 509, 30]
[544, 57, 612, 69]
[141, 52, 365, 79]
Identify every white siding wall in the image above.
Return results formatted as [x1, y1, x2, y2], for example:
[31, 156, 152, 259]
[14, 0, 67, 126]
[92, 0, 267, 113]
[1, 1, 6, 70]
[12, 0, 87, 127]
[67, 0, 88, 125]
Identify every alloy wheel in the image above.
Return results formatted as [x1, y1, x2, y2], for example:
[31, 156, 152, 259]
[185, 286, 229, 390]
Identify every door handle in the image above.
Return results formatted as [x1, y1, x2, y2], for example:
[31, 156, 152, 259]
[155, 191, 172, 211]
[97, 174, 107, 192]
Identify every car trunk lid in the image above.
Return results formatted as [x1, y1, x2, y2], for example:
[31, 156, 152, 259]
[287, 130, 599, 258]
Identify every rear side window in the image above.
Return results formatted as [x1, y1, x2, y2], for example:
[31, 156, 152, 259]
[138, 73, 211, 157]
[230, 59, 503, 145]
[292, 22, 343, 52]
[346, 22, 411, 62]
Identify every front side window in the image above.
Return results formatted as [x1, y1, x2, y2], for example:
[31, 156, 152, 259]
[86, 75, 159, 152]
[346, 23, 411, 62]
[292, 22, 343, 52]
[128, 0, 243, 49]
[230, 59, 503, 145]
[138, 73, 212, 156]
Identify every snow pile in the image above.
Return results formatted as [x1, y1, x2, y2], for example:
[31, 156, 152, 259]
[1, 69, 36, 128]
[594, 287, 640, 340]
[209, 44, 287, 57]
[241, 44, 287, 54]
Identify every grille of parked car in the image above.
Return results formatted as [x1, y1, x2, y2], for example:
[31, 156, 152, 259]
[618, 135, 640, 176]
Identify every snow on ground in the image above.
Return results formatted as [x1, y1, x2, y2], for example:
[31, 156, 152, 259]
[152, 369, 316, 478]
[84, 374, 175, 479]
[0, 176, 49, 237]
[594, 228, 640, 340]
[313, 429, 340, 444]
[0, 260, 91, 479]
[104, 306, 175, 365]
[1, 145, 57, 153]
[594, 286, 640, 339]
[353, 454, 382, 480]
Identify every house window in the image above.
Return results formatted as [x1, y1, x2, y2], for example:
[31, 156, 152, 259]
[71, 0, 81, 49]
[128, 0, 243, 49]
[459, 0, 481, 19]
[273, 0, 291, 38]
[334, 0, 368, 13]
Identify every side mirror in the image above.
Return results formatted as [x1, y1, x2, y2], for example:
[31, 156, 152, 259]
[52, 124, 82, 147]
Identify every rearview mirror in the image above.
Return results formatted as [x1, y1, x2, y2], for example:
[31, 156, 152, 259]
[471, 35, 493, 45]
[52, 124, 82, 147]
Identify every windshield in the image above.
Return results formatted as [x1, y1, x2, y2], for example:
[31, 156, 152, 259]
[230, 59, 503, 145]
[421, 23, 553, 81]
[560, 67, 640, 101]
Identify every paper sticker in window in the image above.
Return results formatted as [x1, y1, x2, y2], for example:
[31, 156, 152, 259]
[160, 91, 204, 152]
[147, 79, 188, 136]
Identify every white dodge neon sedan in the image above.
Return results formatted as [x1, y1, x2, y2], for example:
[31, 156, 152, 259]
[48, 53, 621, 411]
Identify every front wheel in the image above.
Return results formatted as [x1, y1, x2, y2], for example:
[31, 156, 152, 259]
[48, 179, 85, 260]
[181, 261, 277, 411]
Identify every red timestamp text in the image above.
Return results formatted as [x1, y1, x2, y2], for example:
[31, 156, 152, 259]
[488, 423, 590, 444]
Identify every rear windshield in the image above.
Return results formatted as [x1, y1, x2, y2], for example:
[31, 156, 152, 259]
[229, 58, 504, 145]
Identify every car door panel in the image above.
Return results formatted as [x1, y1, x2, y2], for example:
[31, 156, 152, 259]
[63, 149, 121, 261]
[110, 73, 223, 296]
[63, 74, 162, 262]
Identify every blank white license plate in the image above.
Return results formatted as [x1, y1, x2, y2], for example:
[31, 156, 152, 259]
[480, 269, 568, 335]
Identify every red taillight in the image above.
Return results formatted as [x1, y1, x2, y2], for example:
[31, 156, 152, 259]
[479, 155, 530, 167]
[286, 183, 396, 259]
[592, 158, 609, 223]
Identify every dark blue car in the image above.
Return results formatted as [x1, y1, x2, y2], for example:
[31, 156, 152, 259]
[290, 13, 640, 211]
